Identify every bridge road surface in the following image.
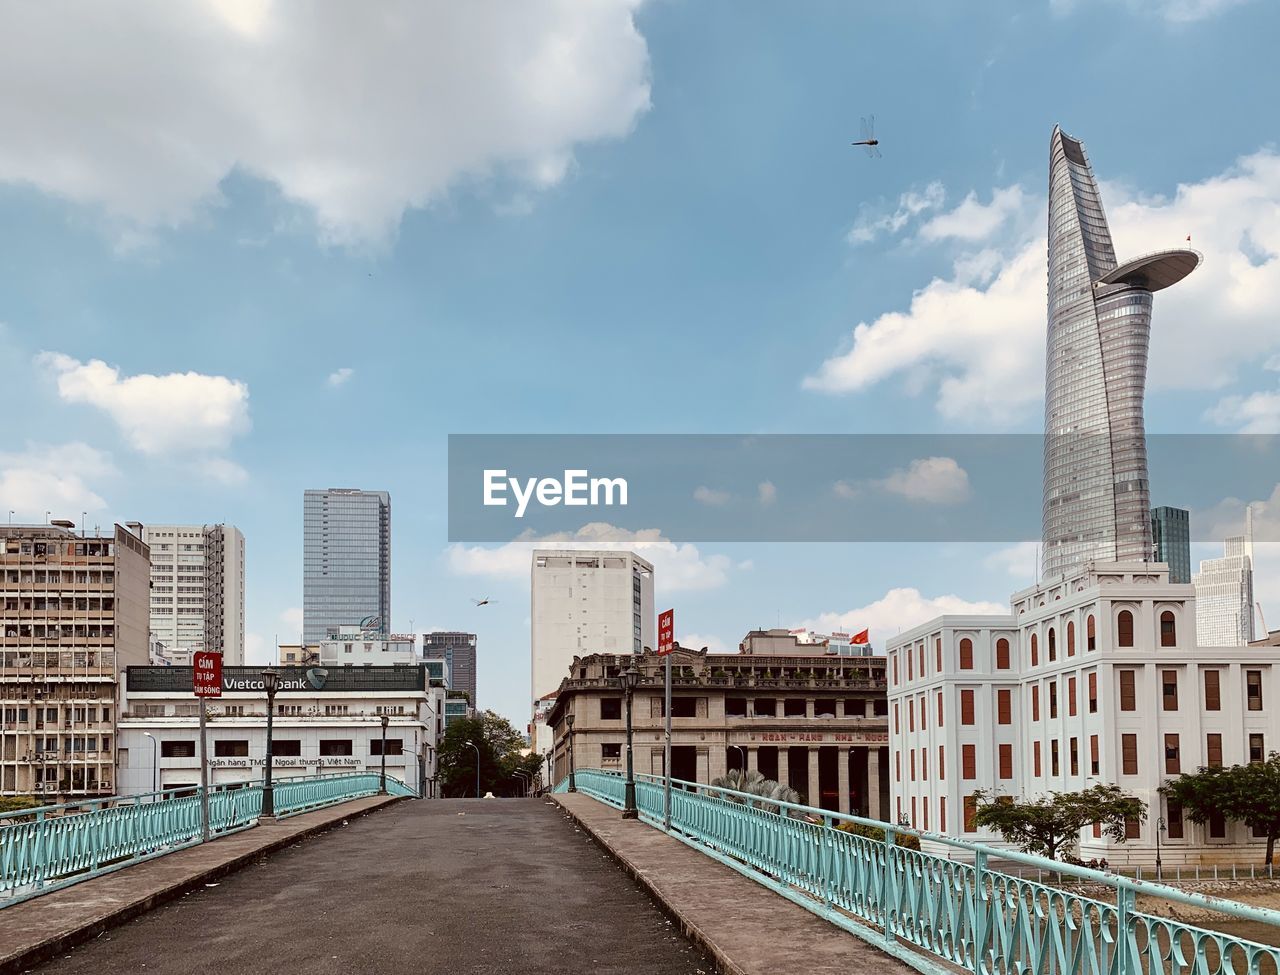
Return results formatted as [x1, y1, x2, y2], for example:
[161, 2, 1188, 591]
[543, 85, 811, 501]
[27, 799, 715, 975]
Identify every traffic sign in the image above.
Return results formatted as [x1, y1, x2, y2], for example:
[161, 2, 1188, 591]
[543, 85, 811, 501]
[657, 609, 675, 655]
[193, 650, 223, 697]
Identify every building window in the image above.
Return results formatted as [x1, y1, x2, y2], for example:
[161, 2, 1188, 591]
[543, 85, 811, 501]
[1090, 734, 1099, 775]
[1117, 611, 1134, 648]
[1087, 615, 1096, 651]
[1049, 681, 1058, 719]
[601, 743, 622, 761]
[999, 743, 1013, 780]
[893, 702, 899, 735]
[274, 739, 302, 756]
[938, 744, 945, 780]
[161, 741, 195, 758]
[996, 638, 1010, 670]
[1247, 671, 1264, 711]
[727, 697, 749, 718]
[1162, 670, 1179, 711]
[1164, 734, 1180, 774]
[1160, 611, 1177, 647]
[963, 795, 978, 832]
[320, 739, 353, 756]
[1033, 740, 1042, 777]
[1069, 737, 1079, 776]
[1119, 670, 1136, 711]
[959, 638, 973, 670]
[673, 698, 699, 718]
[1122, 734, 1138, 775]
[1204, 670, 1221, 711]
[1124, 817, 1141, 840]
[936, 691, 944, 727]
[1051, 739, 1060, 776]
[1030, 633, 1038, 666]
[370, 738, 404, 756]
[1066, 621, 1076, 657]
[1250, 733, 1265, 764]
[936, 638, 942, 672]
[754, 698, 776, 718]
[214, 739, 249, 757]
[962, 744, 976, 779]
[1207, 733, 1223, 768]
[600, 698, 622, 720]
[997, 689, 1011, 725]
[1047, 627, 1057, 662]
[1087, 672, 1097, 714]
[960, 689, 975, 725]
[1031, 684, 1040, 721]
[907, 649, 913, 682]
[1209, 811, 1227, 839]
[1068, 676, 1077, 717]
[1166, 801, 1184, 839]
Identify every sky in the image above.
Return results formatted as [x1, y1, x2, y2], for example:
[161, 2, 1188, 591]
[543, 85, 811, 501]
[2, 0, 1280, 727]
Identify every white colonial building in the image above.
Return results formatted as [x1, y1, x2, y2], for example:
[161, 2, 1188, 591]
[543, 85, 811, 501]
[117, 663, 446, 798]
[889, 560, 1280, 866]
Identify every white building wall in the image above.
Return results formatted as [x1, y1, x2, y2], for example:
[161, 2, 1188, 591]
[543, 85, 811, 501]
[143, 524, 246, 665]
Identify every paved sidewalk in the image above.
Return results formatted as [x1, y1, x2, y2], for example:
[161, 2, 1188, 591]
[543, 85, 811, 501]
[554, 793, 917, 975]
[1, 796, 400, 975]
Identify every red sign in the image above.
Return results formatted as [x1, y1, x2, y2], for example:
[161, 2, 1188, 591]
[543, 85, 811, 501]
[657, 609, 675, 655]
[193, 651, 223, 698]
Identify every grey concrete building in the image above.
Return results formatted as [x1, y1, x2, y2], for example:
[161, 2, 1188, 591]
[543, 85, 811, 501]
[422, 631, 477, 708]
[302, 489, 390, 644]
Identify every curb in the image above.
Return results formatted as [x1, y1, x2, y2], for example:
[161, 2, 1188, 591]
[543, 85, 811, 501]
[2, 796, 404, 975]
[552, 796, 744, 975]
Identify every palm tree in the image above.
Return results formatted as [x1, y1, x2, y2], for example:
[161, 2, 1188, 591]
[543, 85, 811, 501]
[710, 768, 801, 813]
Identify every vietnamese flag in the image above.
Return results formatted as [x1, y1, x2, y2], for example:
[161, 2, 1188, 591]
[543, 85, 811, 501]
[852, 629, 870, 645]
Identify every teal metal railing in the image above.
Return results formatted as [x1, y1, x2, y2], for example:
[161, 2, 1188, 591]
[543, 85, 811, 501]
[0, 772, 415, 908]
[568, 768, 1280, 975]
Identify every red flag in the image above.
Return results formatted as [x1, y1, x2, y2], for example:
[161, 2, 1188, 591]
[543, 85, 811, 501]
[852, 629, 870, 645]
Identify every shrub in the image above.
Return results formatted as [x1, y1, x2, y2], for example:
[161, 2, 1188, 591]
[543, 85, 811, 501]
[835, 820, 922, 851]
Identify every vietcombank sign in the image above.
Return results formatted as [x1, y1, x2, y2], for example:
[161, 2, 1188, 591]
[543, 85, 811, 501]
[125, 664, 427, 694]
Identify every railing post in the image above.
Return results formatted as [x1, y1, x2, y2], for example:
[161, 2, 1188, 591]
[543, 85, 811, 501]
[1114, 882, 1134, 975]
[820, 815, 833, 910]
[973, 850, 989, 975]
[882, 825, 896, 946]
[33, 810, 47, 889]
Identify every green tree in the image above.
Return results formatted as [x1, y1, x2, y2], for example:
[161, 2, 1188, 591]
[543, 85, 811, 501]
[437, 711, 542, 798]
[972, 786, 1146, 861]
[1163, 752, 1280, 865]
[0, 795, 38, 816]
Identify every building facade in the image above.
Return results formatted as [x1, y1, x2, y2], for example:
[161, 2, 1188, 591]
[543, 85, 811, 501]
[302, 489, 391, 645]
[316, 625, 418, 666]
[143, 523, 245, 664]
[117, 664, 445, 798]
[549, 646, 889, 816]
[1, 522, 150, 800]
[1151, 506, 1191, 585]
[1195, 511, 1255, 647]
[1041, 127, 1199, 579]
[888, 561, 1280, 865]
[530, 549, 654, 703]
[422, 631, 477, 707]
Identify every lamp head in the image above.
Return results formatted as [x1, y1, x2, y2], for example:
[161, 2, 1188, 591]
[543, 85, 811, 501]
[566, 712, 575, 729]
[261, 668, 280, 695]
[622, 664, 640, 692]
[381, 714, 390, 729]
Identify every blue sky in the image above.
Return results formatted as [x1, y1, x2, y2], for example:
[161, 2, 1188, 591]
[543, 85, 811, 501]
[2, 0, 1279, 725]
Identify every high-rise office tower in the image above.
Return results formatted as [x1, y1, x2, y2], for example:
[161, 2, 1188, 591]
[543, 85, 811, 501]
[302, 489, 391, 644]
[1041, 126, 1199, 579]
[0, 522, 150, 799]
[1151, 506, 1191, 585]
[530, 549, 654, 702]
[1195, 508, 1256, 647]
[422, 631, 477, 707]
[143, 524, 246, 664]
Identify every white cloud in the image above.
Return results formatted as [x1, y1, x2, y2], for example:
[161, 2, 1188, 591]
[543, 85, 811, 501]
[832, 480, 860, 500]
[0, 442, 114, 521]
[807, 149, 1280, 422]
[983, 541, 1041, 579]
[847, 181, 945, 245]
[879, 457, 971, 504]
[327, 367, 354, 388]
[0, 1, 651, 244]
[799, 586, 1007, 647]
[445, 522, 736, 593]
[679, 632, 729, 653]
[693, 486, 730, 506]
[197, 457, 250, 486]
[38, 352, 251, 454]
[280, 607, 304, 632]
[1051, 0, 1253, 23]
[1205, 389, 1280, 433]
[757, 481, 777, 506]
[917, 185, 1029, 243]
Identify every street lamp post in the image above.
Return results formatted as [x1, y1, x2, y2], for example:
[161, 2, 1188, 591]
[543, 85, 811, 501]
[728, 744, 747, 774]
[379, 714, 389, 794]
[1156, 814, 1166, 881]
[566, 713, 577, 793]
[464, 740, 481, 798]
[621, 664, 640, 820]
[261, 669, 280, 818]
[143, 732, 158, 799]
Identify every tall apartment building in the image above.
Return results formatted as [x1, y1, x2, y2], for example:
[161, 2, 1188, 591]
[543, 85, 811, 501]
[302, 489, 390, 645]
[530, 549, 654, 703]
[1151, 506, 1191, 585]
[1041, 126, 1198, 579]
[0, 522, 150, 799]
[142, 524, 245, 665]
[1195, 510, 1255, 647]
[422, 631, 477, 707]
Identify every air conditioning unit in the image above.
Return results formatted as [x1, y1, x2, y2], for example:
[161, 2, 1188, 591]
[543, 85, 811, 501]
[32, 783, 43, 792]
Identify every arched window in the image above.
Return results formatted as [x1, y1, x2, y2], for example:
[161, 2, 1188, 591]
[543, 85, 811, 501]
[1160, 611, 1177, 648]
[996, 638, 1010, 670]
[1067, 621, 1076, 656]
[1118, 610, 1134, 648]
[1030, 633, 1039, 666]
[1048, 627, 1057, 661]
[959, 638, 974, 670]
[1087, 615, 1096, 651]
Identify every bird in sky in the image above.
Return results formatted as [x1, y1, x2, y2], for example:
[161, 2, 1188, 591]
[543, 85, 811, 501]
[471, 597, 496, 607]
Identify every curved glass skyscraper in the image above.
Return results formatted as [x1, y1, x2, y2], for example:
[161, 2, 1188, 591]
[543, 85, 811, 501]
[1042, 127, 1199, 579]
